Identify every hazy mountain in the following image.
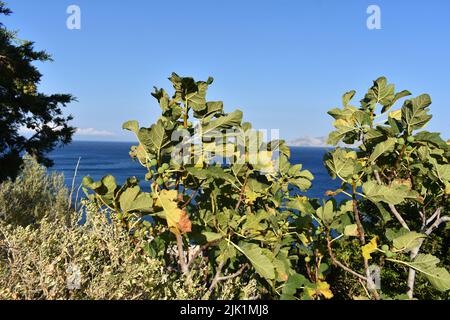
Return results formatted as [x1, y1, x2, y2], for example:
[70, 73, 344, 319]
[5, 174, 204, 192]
[287, 136, 328, 147]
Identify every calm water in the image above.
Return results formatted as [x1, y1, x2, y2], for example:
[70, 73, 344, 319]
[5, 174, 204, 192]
[48, 141, 339, 199]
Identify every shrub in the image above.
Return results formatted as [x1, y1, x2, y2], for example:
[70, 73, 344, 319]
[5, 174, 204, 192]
[82, 73, 317, 299]
[0, 198, 260, 300]
[300, 76, 450, 299]
[0, 154, 69, 226]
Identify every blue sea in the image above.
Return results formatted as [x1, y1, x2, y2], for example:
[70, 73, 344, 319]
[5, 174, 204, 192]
[48, 141, 340, 200]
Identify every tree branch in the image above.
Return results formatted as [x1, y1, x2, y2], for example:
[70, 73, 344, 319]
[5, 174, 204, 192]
[326, 234, 367, 281]
[217, 264, 247, 281]
[181, 189, 198, 209]
[186, 240, 221, 270]
[388, 204, 410, 231]
[175, 233, 188, 275]
[374, 170, 410, 231]
[406, 208, 446, 298]
[425, 213, 448, 236]
[425, 207, 442, 228]
[208, 261, 225, 293]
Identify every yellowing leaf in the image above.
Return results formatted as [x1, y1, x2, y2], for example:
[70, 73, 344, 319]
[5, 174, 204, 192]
[353, 295, 370, 300]
[389, 109, 402, 120]
[344, 224, 359, 237]
[178, 210, 192, 233]
[334, 118, 354, 129]
[392, 178, 413, 189]
[156, 190, 190, 235]
[244, 189, 259, 205]
[344, 150, 357, 160]
[362, 237, 378, 260]
[445, 182, 450, 195]
[306, 281, 334, 299]
[298, 233, 310, 246]
[194, 154, 204, 168]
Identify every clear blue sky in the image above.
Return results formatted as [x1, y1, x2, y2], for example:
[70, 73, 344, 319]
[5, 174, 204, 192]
[3, 0, 450, 142]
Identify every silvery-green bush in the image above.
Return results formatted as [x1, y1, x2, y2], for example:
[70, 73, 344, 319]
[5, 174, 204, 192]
[0, 154, 68, 226]
[0, 199, 259, 300]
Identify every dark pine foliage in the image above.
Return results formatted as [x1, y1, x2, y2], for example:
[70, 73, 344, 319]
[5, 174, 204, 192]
[0, 1, 75, 181]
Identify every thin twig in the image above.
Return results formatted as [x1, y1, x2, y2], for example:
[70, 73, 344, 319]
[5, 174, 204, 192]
[217, 264, 247, 281]
[235, 174, 249, 210]
[326, 234, 367, 281]
[351, 183, 365, 244]
[388, 204, 410, 231]
[74, 184, 83, 212]
[426, 213, 448, 235]
[68, 157, 81, 211]
[426, 207, 441, 226]
[186, 240, 221, 270]
[209, 261, 225, 293]
[181, 189, 198, 209]
[358, 278, 372, 300]
[374, 170, 410, 230]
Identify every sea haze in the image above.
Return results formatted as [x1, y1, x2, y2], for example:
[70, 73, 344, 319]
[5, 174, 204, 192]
[48, 141, 340, 200]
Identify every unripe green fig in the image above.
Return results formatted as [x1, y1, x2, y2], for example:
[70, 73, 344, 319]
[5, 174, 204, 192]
[406, 145, 413, 151]
[150, 159, 158, 166]
[356, 181, 362, 187]
[145, 172, 153, 180]
[304, 256, 311, 263]
[158, 167, 165, 174]
[162, 163, 169, 170]
[353, 174, 360, 180]
[156, 178, 164, 185]
[407, 136, 415, 143]
[397, 138, 405, 145]
[385, 251, 395, 258]
[381, 244, 389, 251]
